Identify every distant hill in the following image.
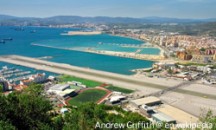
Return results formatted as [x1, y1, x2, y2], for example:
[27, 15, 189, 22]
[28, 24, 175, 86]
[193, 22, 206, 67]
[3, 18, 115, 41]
[0, 14, 216, 26]
[0, 14, 17, 21]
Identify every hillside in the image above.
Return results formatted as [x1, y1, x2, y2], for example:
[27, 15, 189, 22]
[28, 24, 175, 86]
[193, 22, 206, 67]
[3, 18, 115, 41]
[0, 14, 216, 26]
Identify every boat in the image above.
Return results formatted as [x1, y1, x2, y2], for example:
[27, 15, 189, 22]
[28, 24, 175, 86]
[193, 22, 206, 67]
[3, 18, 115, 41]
[30, 30, 36, 33]
[0, 40, 5, 44]
[14, 27, 24, 31]
[2, 66, 8, 71]
[3, 37, 13, 41]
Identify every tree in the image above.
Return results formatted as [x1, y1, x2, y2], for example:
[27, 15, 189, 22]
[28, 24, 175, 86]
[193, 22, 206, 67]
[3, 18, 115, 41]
[200, 47, 206, 52]
[0, 84, 53, 130]
[0, 84, 3, 92]
[200, 110, 216, 130]
[0, 120, 16, 130]
[63, 102, 150, 130]
[0, 83, 159, 130]
[167, 68, 173, 75]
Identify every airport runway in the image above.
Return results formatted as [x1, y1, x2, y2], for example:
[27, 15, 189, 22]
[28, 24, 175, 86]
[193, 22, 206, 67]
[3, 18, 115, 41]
[1, 55, 216, 100]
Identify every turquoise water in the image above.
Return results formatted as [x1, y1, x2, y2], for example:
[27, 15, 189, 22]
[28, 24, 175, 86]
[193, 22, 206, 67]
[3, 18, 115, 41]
[0, 26, 155, 75]
[35, 34, 160, 54]
[139, 48, 160, 55]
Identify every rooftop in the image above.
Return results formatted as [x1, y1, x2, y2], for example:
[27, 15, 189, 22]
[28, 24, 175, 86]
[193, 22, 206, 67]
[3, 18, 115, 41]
[110, 95, 126, 103]
[50, 84, 70, 91]
[152, 112, 176, 123]
[131, 96, 161, 106]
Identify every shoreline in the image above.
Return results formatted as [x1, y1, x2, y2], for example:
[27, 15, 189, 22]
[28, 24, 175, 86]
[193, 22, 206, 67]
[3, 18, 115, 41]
[110, 34, 165, 58]
[84, 49, 165, 61]
[61, 31, 102, 36]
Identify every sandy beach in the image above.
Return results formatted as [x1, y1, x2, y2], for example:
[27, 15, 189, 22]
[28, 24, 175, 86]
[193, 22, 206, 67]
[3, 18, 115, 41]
[31, 43, 165, 61]
[84, 49, 165, 61]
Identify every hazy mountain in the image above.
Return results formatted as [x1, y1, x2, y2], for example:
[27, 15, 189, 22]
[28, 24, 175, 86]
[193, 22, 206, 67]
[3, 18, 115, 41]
[0, 14, 216, 26]
[0, 14, 17, 21]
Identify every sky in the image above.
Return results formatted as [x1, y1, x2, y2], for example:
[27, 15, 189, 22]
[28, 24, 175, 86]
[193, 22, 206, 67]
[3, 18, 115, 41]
[0, 0, 216, 19]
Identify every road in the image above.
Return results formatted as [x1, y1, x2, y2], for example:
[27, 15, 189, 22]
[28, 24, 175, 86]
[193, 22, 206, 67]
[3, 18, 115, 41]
[1, 55, 216, 100]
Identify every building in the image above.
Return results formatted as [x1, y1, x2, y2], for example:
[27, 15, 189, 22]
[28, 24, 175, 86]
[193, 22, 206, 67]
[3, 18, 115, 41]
[192, 55, 214, 63]
[176, 51, 192, 60]
[47, 84, 77, 98]
[152, 112, 176, 124]
[109, 95, 127, 104]
[13, 84, 28, 91]
[140, 105, 155, 118]
[153, 62, 176, 70]
[60, 108, 69, 114]
[0, 77, 10, 91]
[49, 84, 70, 91]
[205, 49, 216, 55]
[20, 73, 46, 85]
[213, 54, 216, 61]
[130, 96, 162, 108]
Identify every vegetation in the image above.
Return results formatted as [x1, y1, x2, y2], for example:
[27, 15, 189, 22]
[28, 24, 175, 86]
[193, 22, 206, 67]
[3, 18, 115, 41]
[58, 75, 102, 88]
[200, 110, 216, 130]
[64, 103, 150, 130]
[177, 62, 207, 66]
[1, 83, 216, 129]
[200, 47, 206, 52]
[68, 89, 107, 106]
[0, 84, 3, 92]
[177, 62, 216, 69]
[0, 120, 16, 130]
[0, 83, 153, 130]
[106, 86, 134, 94]
[0, 84, 54, 130]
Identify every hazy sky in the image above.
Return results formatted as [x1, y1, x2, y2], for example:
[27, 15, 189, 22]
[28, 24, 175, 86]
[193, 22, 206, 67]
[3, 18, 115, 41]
[0, 0, 216, 18]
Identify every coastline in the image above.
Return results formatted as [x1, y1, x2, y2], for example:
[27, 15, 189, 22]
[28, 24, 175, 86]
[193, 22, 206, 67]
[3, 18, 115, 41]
[110, 34, 165, 58]
[83, 49, 165, 61]
[61, 31, 102, 36]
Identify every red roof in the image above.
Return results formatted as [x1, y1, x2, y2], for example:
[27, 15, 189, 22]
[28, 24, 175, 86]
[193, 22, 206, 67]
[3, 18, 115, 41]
[13, 85, 28, 91]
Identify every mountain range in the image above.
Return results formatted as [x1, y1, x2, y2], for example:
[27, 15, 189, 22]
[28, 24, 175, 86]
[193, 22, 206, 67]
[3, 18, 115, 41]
[0, 14, 216, 26]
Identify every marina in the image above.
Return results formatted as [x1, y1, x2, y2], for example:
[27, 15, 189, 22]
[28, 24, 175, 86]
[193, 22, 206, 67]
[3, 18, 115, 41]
[0, 66, 33, 83]
[0, 62, 57, 84]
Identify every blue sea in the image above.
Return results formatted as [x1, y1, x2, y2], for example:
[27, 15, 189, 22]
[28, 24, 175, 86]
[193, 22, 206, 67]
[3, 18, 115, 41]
[0, 26, 157, 75]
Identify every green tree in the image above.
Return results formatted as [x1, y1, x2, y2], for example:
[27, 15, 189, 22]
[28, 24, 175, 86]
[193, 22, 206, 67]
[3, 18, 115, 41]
[0, 120, 16, 130]
[167, 68, 173, 75]
[0, 84, 53, 130]
[64, 102, 150, 130]
[200, 110, 216, 130]
[0, 84, 3, 92]
[200, 47, 206, 52]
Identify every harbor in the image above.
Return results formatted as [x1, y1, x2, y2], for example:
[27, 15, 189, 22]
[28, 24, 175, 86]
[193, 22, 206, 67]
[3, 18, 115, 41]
[0, 62, 56, 85]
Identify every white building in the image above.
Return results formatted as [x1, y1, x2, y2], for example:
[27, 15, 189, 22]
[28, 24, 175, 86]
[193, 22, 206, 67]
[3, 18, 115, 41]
[20, 73, 46, 85]
[109, 95, 126, 104]
[47, 84, 76, 98]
